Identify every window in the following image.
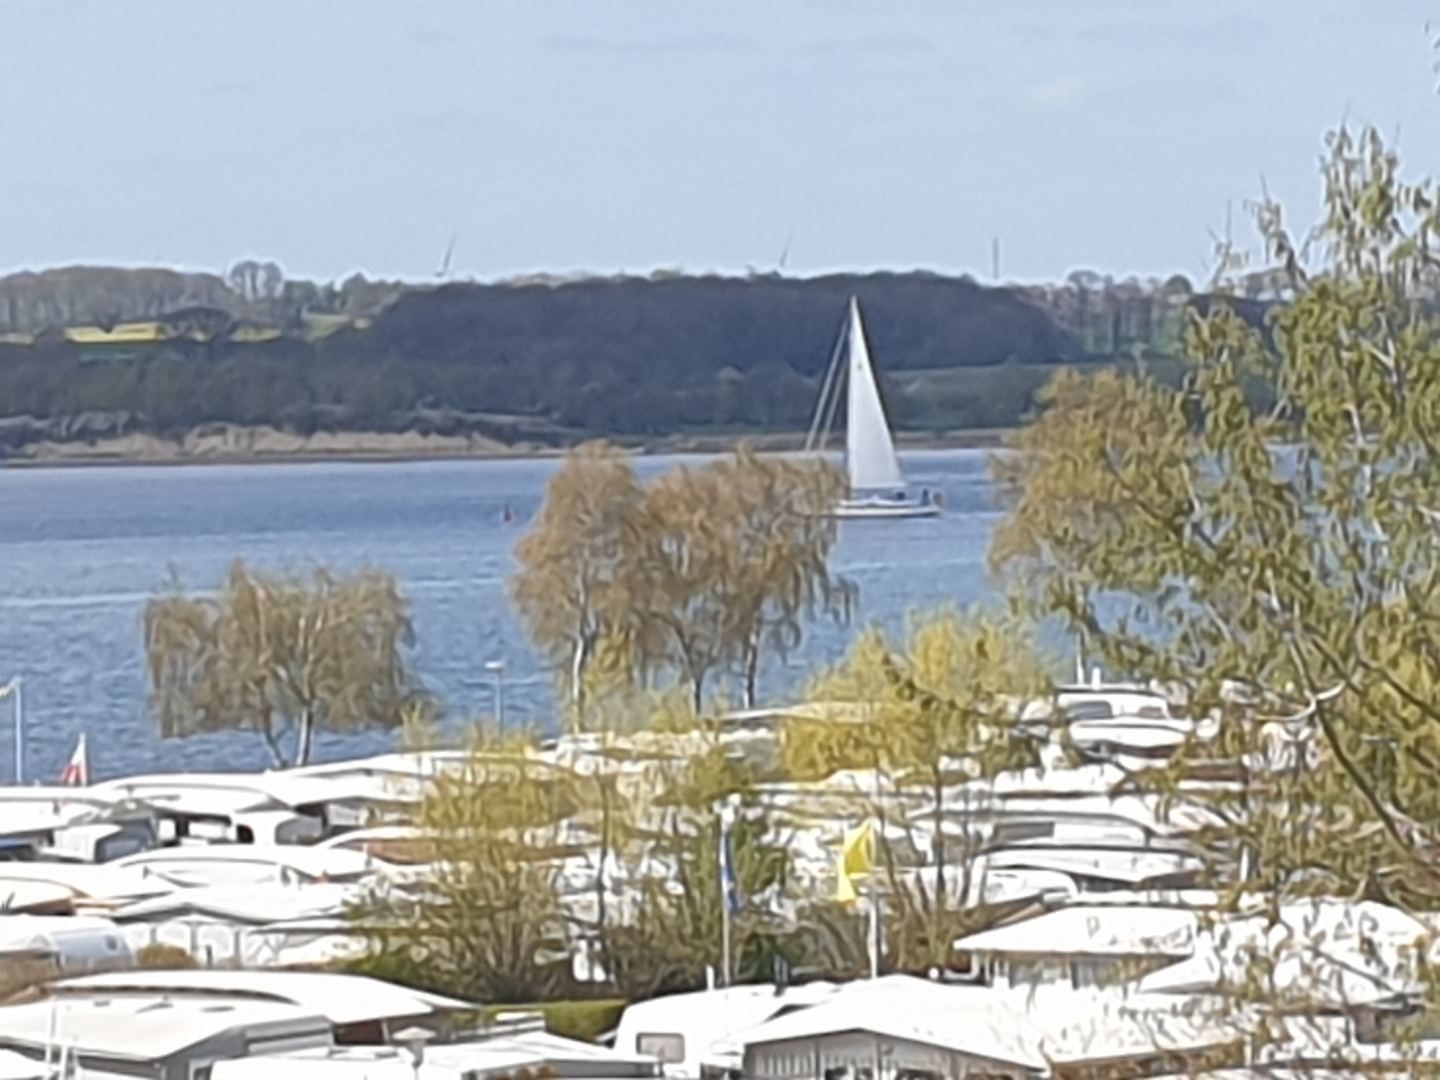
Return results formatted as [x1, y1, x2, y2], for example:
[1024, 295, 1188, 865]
[1063, 701, 1114, 721]
[637, 1034, 686, 1063]
[990, 821, 1053, 845]
[1005, 958, 1069, 987]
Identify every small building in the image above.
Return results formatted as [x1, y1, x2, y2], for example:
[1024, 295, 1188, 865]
[614, 983, 838, 1078]
[951, 905, 1197, 991]
[0, 994, 332, 1080]
[735, 976, 1241, 1080]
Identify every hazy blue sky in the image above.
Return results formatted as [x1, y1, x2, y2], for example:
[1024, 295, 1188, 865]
[1, 0, 1436, 284]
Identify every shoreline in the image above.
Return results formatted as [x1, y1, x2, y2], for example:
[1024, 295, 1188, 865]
[0, 426, 1010, 470]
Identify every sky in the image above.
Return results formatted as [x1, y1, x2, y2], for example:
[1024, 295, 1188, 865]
[0, 0, 1437, 285]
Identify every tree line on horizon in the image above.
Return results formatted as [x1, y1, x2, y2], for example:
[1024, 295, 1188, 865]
[0, 266, 1273, 448]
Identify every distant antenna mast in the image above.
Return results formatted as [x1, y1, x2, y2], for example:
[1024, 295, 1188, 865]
[992, 237, 1001, 281]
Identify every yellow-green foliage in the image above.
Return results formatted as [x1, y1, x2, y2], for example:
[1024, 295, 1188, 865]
[135, 943, 198, 970]
[144, 560, 420, 768]
[786, 607, 1050, 971]
[480, 1000, 627, 1043]
[792, 608, 1048, 782]
[512, 442, 851, 720]
[990, 128, 1440, 1049]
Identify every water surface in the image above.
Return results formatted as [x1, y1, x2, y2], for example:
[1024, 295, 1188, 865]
[0, 450, 1003, 780]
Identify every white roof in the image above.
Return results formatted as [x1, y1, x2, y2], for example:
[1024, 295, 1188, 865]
[108, 882, 363, 925]
[0, 994, 329, 1061]
[0, 865, 172, 905]
[953, 905, 1198, 958]
[114, 844, 380, 884]
[0, 881, 74, 914]
[90, 771, 405, 816]
[54, 971, 474, 1026]
[1137, 899, 1433, 1005]
[0, 1049, 47, 1080]
[615, 983, 838, 1067]
[736, 976, 1236, 1071]
[982, 847, 1200, 885]
[213, 1031, 660, 1080]
[90, 776, 277, 816]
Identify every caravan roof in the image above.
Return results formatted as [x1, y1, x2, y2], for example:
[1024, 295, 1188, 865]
[734, 975, 1234, 1073]
[952, 905, 1197, 958]
[53, 971, 474, 1027]
[0, 994, 329, 1063]
[107, 882, 362, 925]
[113, 844, 379, 886]
[613, 983, 838, 1076]
[212, 1029, 662, 1080]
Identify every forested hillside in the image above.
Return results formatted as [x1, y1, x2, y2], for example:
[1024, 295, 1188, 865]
[0, 265, 1242, 453]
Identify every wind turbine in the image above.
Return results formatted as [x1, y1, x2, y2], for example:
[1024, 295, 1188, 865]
[435, 231, 458, 281]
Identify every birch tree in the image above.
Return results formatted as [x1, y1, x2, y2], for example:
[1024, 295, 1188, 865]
[639, 448, 851, 711]
[144, 560, 418, 767]
[992, 127, 1440, 908]
[511, 442, 648, 717]
[796, 608, 1047, 969]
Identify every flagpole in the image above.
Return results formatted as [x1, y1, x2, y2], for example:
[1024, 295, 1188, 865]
[719, 793, 740, 987]
[869, 763, 881, 979]
[1, 677, 23, 784]
[13, 677, 22, 785]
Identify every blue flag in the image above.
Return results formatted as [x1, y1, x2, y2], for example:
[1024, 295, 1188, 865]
[720, 824, 742, 915]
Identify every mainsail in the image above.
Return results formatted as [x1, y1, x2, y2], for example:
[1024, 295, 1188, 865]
[844, 298, 905, 492]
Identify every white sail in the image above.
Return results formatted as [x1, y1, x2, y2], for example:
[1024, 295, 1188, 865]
[845, 298, 906, 492]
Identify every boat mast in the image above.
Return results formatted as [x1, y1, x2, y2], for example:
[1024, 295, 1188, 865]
[804, 311, 849, 454]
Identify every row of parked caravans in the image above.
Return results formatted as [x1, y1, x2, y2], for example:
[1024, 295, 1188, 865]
[0, 679, 1219, 868]
[0, 682, 1230, 987]
[0, 751, 466, 865]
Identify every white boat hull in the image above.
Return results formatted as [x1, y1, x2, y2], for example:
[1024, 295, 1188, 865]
[832, 498, 941, 520]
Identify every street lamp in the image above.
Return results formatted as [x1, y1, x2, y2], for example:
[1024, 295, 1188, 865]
[0, 678, 23, 784]
[484, 660, 507, 726]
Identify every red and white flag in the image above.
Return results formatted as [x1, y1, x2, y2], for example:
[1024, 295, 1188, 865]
[59, 733, 88, 786]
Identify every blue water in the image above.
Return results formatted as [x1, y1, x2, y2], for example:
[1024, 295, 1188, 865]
[0, 450, 1003, 780]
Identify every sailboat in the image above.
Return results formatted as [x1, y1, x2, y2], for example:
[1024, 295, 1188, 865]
[805, 297, 940, 519]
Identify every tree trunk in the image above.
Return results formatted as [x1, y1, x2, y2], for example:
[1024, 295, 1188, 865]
[596, 766, 613, 991]
[932, 768, 946, 912]
[295, 706, 316, 767]
[260, 722, 289, 770]
[571, 634, 593, 724]
[691, 670, 705, 716]
[743, 637, 760, 710]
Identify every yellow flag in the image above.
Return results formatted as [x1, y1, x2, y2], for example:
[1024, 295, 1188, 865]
[835, 821, 874, 904]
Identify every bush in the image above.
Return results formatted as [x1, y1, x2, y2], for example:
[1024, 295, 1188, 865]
[135, 944, 198, 970]
[482, 1000, 628, 1043]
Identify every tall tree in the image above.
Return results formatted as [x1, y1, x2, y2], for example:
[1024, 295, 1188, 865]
[796, 608, 1047, 970]
[511, 442, 648, 717]
[639, 448, 852, 711]
[991, 126, 1440, 911]
[351, 733, 573, 1002]
[144, 560, 419, 767]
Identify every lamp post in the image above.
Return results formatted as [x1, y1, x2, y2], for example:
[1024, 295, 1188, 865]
[484, 660, 507, 726]
[0, 678, 23, 784]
